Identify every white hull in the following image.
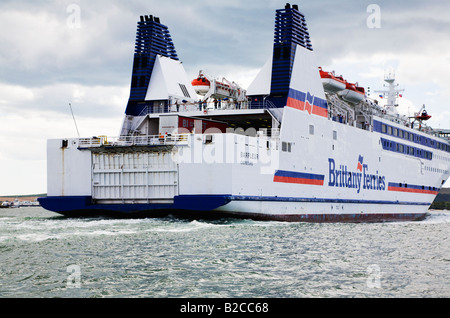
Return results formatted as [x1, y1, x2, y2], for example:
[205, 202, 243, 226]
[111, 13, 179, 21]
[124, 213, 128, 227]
[214, 200, 428, 222]
[39, 106, 449, 222]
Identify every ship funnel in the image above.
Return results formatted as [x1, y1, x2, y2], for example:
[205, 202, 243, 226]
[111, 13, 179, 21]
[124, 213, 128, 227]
[248, 3, 316, 110]
[124, 14, 180, 116]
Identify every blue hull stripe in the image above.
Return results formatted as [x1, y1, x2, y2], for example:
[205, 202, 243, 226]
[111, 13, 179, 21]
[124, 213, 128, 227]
[39, 194, 431, 215]
[274, 170, 325, 180]
[38, 195, 232, 214]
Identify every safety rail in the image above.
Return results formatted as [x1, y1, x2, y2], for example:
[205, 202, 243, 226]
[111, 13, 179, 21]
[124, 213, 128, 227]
[78, 134, 191, 148]
[130, 98, 283, 116]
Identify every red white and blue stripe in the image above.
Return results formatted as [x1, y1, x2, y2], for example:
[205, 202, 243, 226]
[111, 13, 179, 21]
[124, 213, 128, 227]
[388, 182, 439, 195]
[273, 170, 325, 185]
[286, 88, 328, 117]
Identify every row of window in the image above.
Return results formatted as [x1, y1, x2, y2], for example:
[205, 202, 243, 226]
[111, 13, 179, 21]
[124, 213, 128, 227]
[394, 183, 439, 192]
[308, 124, 339, 140]
[375, 121, 450, 153]
[434, 153, 450, 162]
[381, 138, 433, 160]
[425, 165, 449, 175]
[283, 123, 445, 163]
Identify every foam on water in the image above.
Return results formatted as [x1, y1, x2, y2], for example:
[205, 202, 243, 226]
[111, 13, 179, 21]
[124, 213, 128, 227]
[1, 210, 449, 243]
[421, 210, 450, 224]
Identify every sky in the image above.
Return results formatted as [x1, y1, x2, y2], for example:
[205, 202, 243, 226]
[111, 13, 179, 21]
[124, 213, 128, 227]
[0, 0, 449, 195]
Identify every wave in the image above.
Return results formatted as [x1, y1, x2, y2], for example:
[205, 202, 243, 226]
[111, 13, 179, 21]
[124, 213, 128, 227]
[0, 217, 241, 242]
[3, 210, 447, 243]
[422, 210, 450, 224]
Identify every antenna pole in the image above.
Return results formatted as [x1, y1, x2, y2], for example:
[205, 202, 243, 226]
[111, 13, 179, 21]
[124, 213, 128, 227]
[69, 103, 80, 138]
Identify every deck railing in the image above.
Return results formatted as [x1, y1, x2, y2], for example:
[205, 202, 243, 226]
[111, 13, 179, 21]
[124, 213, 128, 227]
[78, 134, 190, 148]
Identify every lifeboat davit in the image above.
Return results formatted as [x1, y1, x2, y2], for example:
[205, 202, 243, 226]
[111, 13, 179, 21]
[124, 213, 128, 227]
[338, 82, 365, 104]
[319, 67, 346, 93]
[191, 76, 211, 95]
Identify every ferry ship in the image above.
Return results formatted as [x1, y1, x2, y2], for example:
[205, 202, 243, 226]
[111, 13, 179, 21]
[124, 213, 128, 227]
[39, 4, 450, 222]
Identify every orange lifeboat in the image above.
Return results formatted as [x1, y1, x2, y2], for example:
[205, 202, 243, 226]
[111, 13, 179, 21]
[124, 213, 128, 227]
[338, 82, 365, 104]
[191, 75, 211, 95]
[319, 67, 346, 93]
[415, 110, 432, 121]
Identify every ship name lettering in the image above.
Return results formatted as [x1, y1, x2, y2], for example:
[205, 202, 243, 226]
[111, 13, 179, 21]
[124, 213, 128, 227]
[328, 158, 385, 193]
[240, 151, 258, 159]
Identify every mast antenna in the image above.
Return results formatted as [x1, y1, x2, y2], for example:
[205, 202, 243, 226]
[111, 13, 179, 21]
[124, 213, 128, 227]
[69, 103, 80, 138]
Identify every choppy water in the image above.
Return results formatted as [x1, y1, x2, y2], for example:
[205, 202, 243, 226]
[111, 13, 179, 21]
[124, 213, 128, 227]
[0, 207, 448, 298]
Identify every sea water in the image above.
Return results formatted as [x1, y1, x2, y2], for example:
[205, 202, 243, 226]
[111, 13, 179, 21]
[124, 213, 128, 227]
[0, 207, 448, 298]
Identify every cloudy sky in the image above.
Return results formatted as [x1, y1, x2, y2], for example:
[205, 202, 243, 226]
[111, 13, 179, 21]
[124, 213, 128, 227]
[1, 0, 449, 195]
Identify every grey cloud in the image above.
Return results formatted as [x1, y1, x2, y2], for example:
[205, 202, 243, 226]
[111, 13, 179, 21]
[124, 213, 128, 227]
[1, 0, 449, 120]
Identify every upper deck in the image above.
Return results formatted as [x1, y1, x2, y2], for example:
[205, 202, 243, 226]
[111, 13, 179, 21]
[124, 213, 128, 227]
[123, 91, 450, 149]
[118, 4, 449, 153]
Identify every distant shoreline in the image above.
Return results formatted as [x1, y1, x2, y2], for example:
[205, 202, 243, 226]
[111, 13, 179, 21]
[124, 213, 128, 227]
[0, 194, 46, 202]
